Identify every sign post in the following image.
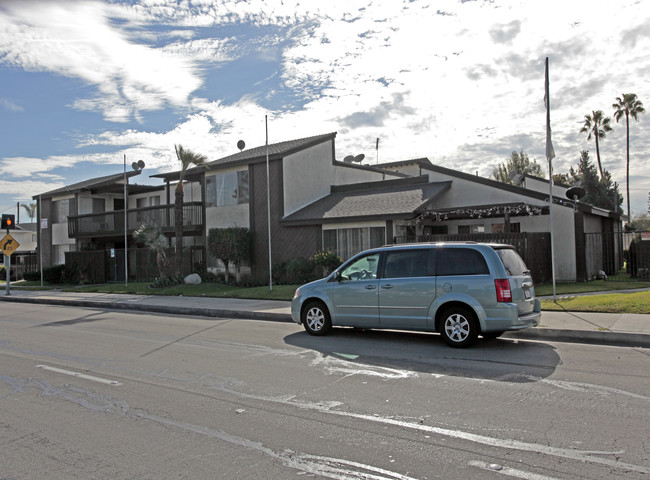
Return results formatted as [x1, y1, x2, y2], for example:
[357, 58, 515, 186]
[1, 232, 20, 296]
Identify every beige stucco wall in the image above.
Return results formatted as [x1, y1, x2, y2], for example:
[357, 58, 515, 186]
[283, 141, 391, 216]
[523, 176, 569, 198]
[418, 172, 578, 281]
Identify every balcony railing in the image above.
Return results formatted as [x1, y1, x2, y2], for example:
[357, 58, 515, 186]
[68, 202, 203, 238]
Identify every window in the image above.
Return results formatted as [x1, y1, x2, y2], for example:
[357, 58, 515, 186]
[436, 248, 489, 275]
[323, 226, 385, 260]
[206, 171, 249, 207]
[339, 253, 380, 281]
[495, 248, 528, 276]
[458, 224, 484, 234]
[53, 199, 71, 223]
[383, 250, 434, 278]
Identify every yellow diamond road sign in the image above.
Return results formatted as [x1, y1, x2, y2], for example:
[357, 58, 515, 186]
[1, 233, 20, 256]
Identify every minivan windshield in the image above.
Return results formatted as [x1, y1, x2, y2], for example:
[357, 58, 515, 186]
[495, 248, 529, 276]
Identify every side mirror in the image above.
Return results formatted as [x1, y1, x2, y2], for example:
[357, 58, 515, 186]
[335, 271, 342, 282]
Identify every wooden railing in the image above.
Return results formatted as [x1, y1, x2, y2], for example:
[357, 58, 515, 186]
[68, 202, 203, 238]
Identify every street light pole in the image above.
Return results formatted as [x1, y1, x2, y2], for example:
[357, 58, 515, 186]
[124, 154, 128, 286]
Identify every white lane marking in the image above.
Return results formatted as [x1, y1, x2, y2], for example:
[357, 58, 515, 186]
[494, 374, 649, 400]
[138, 412, 421, 480]
[36, 365, 122, 386]
[469, 460, 562, 480]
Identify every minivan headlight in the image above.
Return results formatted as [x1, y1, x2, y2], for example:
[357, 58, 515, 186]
[293, 288, 300, 299]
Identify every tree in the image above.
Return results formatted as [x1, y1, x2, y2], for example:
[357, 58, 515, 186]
[133, 224, 170, 279]
[492, 150, 544, 184]
[612, 93, 645, 217]
[567, 150, 623, 212]
[579, 110, 612, 180]
[625, 212, 650, 233]
[173, 144, 207, 272]
[21, 202, 37, 222]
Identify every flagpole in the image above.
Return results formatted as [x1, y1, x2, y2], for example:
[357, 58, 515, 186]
[545, 57, 557, 301]
[266, 115, 272, 291]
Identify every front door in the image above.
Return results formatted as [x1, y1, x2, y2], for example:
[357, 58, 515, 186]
[331, 253, 380, 326]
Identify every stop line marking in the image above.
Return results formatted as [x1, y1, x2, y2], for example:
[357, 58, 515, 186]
[36, 365, 122, 386]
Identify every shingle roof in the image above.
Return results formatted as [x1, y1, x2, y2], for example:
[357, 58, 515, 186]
[152, 132, 338, 181]
[34, 171, 142, 199]
[282, 178, 452, 225]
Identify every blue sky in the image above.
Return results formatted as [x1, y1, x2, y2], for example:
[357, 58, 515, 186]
[1, 0, 649, 221]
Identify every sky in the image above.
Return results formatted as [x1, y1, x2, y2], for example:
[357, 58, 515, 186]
[1, 0, 649, 222]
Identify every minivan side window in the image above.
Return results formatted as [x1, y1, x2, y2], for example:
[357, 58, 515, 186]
[436, 248, 489, 275]
[383, 249, 434, 278]
[339, 253, 380, 281]
[495, 248, 529, 276]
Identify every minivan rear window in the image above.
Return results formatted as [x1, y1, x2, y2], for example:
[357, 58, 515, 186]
[436, 248, 489, 276]
[495, 248, 529, 276]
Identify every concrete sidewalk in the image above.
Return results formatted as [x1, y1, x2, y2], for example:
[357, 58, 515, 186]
[1, 289, 649, 348]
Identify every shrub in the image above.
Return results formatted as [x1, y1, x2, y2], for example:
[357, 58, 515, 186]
[43, 264, 66, 284]
[310, 250, 342, 275]
[149, 274, 184, 289]
[286, 257, 316, 283]
[23, 271, 40, 281]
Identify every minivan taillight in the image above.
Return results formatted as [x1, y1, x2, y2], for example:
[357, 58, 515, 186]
[495, 279, 512, 302]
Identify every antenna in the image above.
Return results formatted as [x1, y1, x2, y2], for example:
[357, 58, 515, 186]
[237, 140, 245, 151]
[132, 160, 145, 171]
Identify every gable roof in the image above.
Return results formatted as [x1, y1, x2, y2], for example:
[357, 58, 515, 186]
[34, 171, 143, 199]
[282, 176, 452, 225]
[152, 132, 337, 182]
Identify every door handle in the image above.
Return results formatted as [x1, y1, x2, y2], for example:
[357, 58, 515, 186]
[381, 284, 393, 289]
[365, 285, 377, 290]
[522, 282, 533, 288]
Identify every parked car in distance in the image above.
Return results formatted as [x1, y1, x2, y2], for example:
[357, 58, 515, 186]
[291, 242, 541, 347]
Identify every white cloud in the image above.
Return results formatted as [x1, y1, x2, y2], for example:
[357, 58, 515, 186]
[0, 98, 23, 112]
[0, 0, 202, 122]
[1, 0, 649, 215]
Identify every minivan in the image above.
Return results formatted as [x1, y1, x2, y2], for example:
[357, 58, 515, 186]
[291, 242, 541, 347]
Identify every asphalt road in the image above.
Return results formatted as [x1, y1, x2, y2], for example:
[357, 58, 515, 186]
[1, 303, 649, 480]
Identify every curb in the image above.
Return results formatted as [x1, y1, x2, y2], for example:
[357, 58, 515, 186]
[502, 328, 650, 348]
[2, 296, 649, 348]
[0, 296, 291, 323]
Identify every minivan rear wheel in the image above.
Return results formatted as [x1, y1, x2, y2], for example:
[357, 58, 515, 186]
[302, 301, 332, 336]
[440, 306, 478, 348]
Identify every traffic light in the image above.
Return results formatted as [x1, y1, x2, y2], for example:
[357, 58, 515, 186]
[1, 214, 15, 229]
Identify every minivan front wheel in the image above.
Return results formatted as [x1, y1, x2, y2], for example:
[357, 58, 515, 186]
[302, 301, 332, 336]
[440, 307, 478, 348]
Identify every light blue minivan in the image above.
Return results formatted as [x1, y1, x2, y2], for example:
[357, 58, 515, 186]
[291, 242, 541, 347]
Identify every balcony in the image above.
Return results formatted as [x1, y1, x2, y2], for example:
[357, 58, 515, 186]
[68, 202, 204, 239]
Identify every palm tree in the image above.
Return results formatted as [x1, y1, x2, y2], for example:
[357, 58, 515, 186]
[612, 93, 645, 217]
[173, 144, 207, 272]
[579, 110, 612, 180]
[21, 202, 37, 223]
[133, 224, 169, 279]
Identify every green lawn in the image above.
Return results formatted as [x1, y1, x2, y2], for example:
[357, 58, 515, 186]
[535, 279, 650, 296]
[57, 281, 300, 301]
[541, 291, 650, 314]
[5, 278, 650, 313]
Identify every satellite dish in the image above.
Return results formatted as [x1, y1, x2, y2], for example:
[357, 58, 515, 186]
[566, 185, 586, 200]
[343, 155, 355, 163]
[132, 162, 139, 171]
[237, 140, 245, 151]
[137, 160, 145, 169]
[353, 154, 365, 163]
